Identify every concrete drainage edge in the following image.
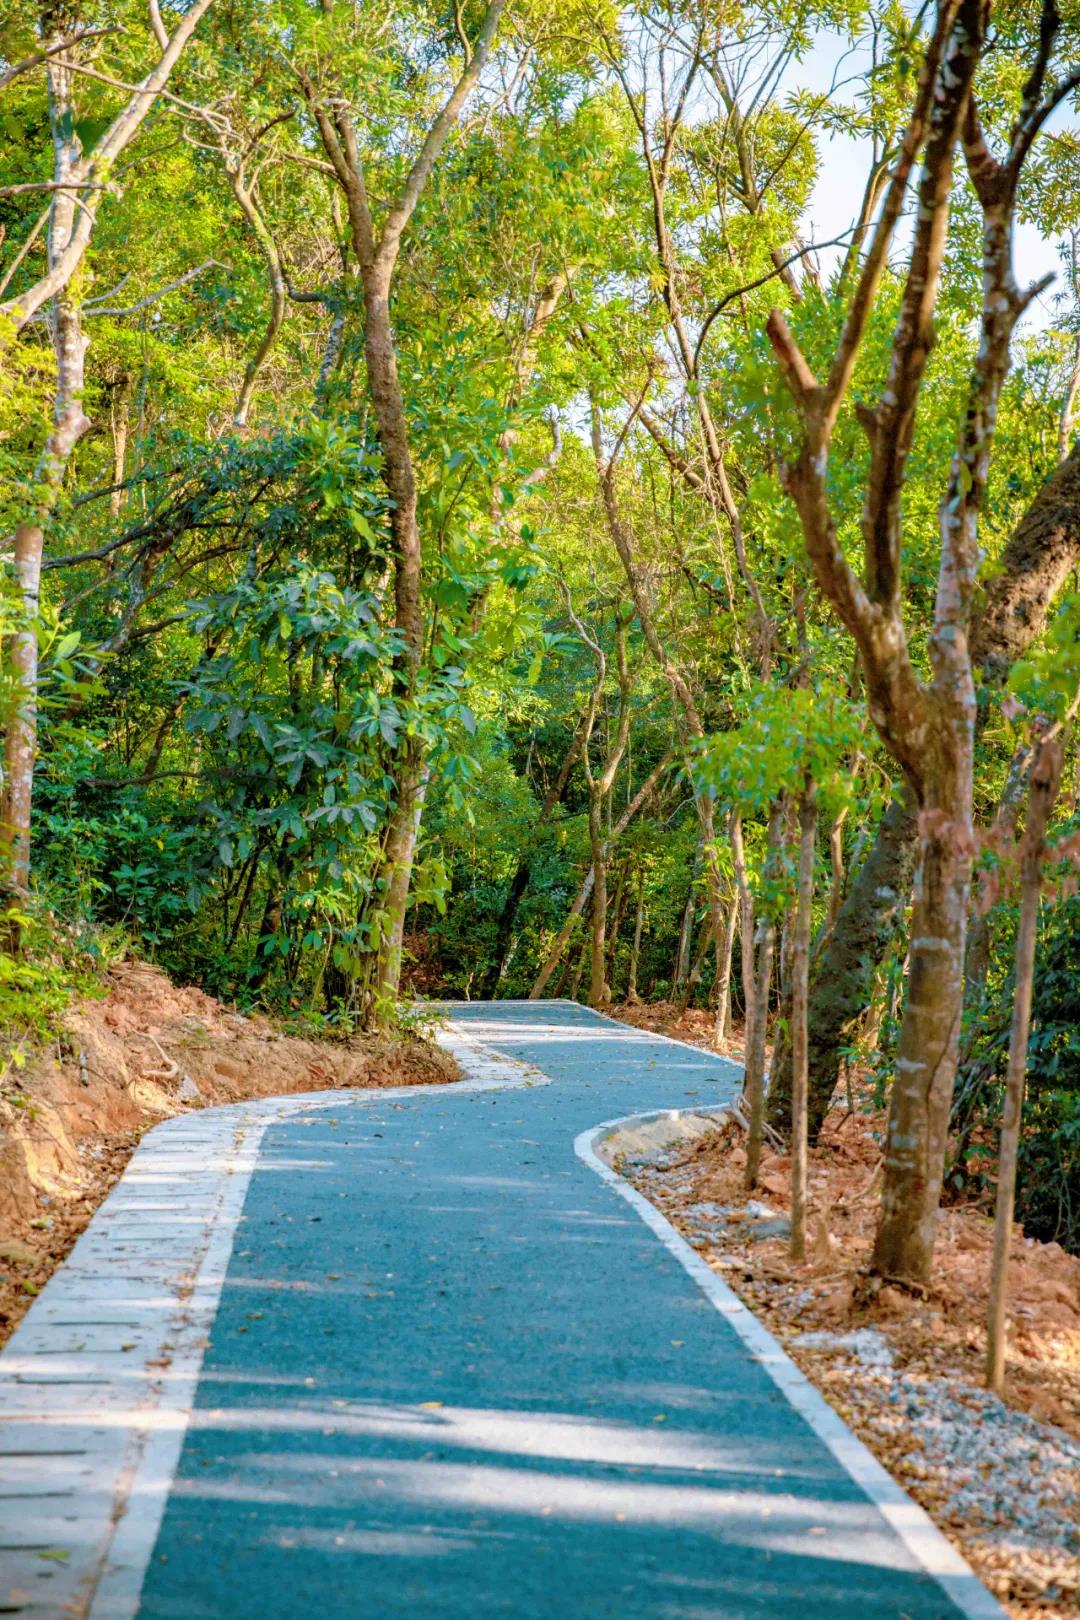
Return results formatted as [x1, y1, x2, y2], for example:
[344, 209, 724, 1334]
[575, 1106, 1007, 1620]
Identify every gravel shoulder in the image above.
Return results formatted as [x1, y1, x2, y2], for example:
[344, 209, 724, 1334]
[626, 1115, 1080, 1619]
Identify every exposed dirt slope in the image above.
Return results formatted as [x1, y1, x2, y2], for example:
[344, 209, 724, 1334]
[0, 960, 458, 1344]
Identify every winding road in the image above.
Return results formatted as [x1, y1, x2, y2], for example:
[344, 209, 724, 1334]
[0, 1001, 1001, 1618]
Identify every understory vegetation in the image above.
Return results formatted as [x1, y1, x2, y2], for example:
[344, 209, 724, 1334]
[3, 0, 1080, 1312]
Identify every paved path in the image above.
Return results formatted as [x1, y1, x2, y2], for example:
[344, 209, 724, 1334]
[1, 1003, 1000, 1618]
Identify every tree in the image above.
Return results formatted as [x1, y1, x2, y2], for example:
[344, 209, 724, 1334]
[297, 0, 507, 1019]
[0, 0, 216, 916]
[766, 0, 1078, 1282]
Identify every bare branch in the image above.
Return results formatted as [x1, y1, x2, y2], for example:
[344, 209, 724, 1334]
[0, 26, 119, 93]
[79, 258, 223, 318]
[693, 231, 853, 374]
[148, 0, 170, 51]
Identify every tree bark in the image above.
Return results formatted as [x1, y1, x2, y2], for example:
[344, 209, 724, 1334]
[729, 810, 756, 1041]
[1, 49, 90, 907]
[985, 734, 1062, 1393]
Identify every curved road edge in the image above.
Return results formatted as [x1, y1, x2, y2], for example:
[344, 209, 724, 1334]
[575, 1110, 1005, 1620]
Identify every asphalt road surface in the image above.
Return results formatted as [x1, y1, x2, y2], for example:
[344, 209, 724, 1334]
[127, 1001, 986, 1619]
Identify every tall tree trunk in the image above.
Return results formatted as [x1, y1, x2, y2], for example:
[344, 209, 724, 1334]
[109, 372, 131, 521]
[674, 910, 715, 1014]
[1, 55, 90, 910]
[790, 776, 817, 1262]
[605, 861, 628, 988]
[588, 799, 609, 1008]
[302, 2, 505, 1021]
[729, 810, 756, 1042]
[369, 748, 430, 1014]
[745, 798, 785, 1190]
[714, 893, 738, 1046]
[627, 875, 645, 1002]
[673, 855, 698, 992]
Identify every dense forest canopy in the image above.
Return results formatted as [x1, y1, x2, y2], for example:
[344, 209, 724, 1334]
[3, 0, 1080, 1306]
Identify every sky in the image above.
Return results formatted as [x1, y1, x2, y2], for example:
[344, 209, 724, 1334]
[790, 26, 1073, 334]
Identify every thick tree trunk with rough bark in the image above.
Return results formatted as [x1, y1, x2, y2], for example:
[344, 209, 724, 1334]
[871, 754, 974, 1280]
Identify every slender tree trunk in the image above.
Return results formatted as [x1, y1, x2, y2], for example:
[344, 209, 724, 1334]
[790, 776, 817, 1262]
[1, 61, 90, 910]
[606, 861, 628, 990]
[673, 862, 697, 992]
[674, 911, 715, 1014]
[963, 735, 1034, 1014]
[827, 807, 847, 925]
[228, 164, 287, 428]
[369, 748, 429, 1015]
[109, 372, 131, 521]
[714, 893, 738, 1046]
[627, 875, 645, 1002]
[588, 801, 608, 1008]
[745, 798, 784, 1191]
[569, 935, 588, 1001]
[766, 788, 918, 1136]
[729, 810, 756, 1042]
[986, 735, 1062, 1393]
[533, 868, 595, 999]
[529, 754, 671, 998]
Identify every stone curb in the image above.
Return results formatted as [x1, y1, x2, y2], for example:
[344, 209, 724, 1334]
[576, 1104, 1007, 1620]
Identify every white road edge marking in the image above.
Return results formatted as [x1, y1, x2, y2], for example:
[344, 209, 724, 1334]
[0, 1027, 540, 1620]
[575, 1108, 1006, 1620]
